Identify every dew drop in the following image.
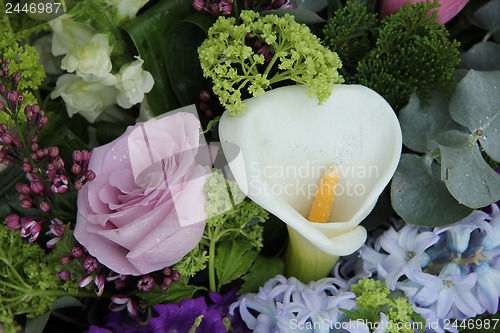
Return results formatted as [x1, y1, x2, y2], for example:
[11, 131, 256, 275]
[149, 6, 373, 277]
[112, 155, 117, 160]
[482, 181, 486, 185]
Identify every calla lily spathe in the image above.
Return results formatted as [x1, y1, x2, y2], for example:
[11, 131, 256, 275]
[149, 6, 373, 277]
[219, 84, 402, 281]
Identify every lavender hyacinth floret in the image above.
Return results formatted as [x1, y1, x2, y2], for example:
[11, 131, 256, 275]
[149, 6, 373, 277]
[230, 275, 356, 333]
[356, 204, 500, 332]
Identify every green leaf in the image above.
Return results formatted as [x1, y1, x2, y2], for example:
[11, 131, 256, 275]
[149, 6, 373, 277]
[399, 93, 463, 153]
[262, 9, 326, 24]
[163, 12, 215, 107]
[239, 256, 284, 294]
[25, 297, 83, 333]
[391, 154, 473, 226]
[449, 69, 500, 161]
[123, 0, 195, 116]
[471, 0, 500, 42]
[460, 42, 500, 71]
[439, 130, 500, 208]
[293, 0, 328, 12]
[215, 241, 258, 290]
[140, 278, 207, 306]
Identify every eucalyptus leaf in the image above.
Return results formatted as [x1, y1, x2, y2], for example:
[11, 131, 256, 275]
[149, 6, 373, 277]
[163, 13, 215, 107]
[124, 0, 195, 116]
[399, 93, 460, 153]
[471, 0, 500, 42]
[460, 42, 500, 71]
[449, 69, 500, 161]
[391, 154, 472, 227]
[262, 9, 326, 24]
[439, 130, 500, 208]
[293, 0, 328, 12]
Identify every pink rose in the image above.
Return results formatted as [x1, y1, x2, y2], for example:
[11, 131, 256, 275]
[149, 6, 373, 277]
[75, 112, 212, 275]
[380, 0, 469, 24]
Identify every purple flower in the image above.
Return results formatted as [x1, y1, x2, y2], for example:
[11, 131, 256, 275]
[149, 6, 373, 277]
[473, 262, 500, 314]
[150, 297, 226, 333]
[412, 263, 484, 319]
[209, 289, 251, 333]
[434, 210, 492, 254]
[374, 225, 439, 290]
[86, 326, 113, 333]
[104, 310, 152, 333]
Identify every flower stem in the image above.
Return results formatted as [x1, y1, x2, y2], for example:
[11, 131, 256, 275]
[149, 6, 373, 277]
[283, 226, 339, 283]
[208, 228, 218, 293]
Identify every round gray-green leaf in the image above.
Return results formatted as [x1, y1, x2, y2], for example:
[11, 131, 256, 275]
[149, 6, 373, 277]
[439, 130, 500, 208]
[399, 93, 459, 153]
[449, 69, 500, 161]
[391, 154, 472, 227]
[460, 42, 500, 71]
[472, 0, 500, 42]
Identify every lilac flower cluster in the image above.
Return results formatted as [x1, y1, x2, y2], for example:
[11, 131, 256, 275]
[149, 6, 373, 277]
[360, 205, 500, 332]
[1, 57, 96, 247]
[193, 0, 234, 16]
[244, 0, 293, 11]
[230, 275, 356, 332]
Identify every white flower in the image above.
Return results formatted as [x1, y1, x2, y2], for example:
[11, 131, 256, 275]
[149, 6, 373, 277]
[48, 14, 96, 56]
[51, 74, 118, 123]
[105, 0, 150, 25]
[61, 33, 117, 85]
[115, 57, 154, 108]
[219, 84, 402, 281]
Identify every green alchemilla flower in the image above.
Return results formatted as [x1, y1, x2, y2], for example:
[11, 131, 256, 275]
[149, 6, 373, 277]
[198, 10, 344, 115]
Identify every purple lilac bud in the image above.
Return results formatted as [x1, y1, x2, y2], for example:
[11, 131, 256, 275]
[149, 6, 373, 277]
[72, 164, 82, 175]
[22, 161, 32, 173]
[5, 214, 21, 230]
[71, 246, 84, 258]
[56, 270, 71, 280]
[193, 0, 205, 11]
[199, 89, 211, 102]
[39, 201, 50, 212]
[60, 256, 72, 265]
[137, 274, 156, 292]
[160, 276, 172, 291]
[83, 256, 99, 272]
[72, 150, 83, 163]
[1, 133, 13, 144]
[85, 170, 96, 182]
[20, 199, 32, 209]
[74, 181, 83, 191]
[170, 270, 181, 281]
[163, 267, 172, 276]
[30, 179, 45, 193]
[7, 90, 18, 103]
[15, 183, 31, 194]
[49, 147, 59, 158]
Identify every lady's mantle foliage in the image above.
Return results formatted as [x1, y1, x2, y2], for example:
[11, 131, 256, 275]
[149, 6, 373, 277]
[198, 10, 344, 115]
[0, 228, 77, 333]
[323, 0, 460, 110]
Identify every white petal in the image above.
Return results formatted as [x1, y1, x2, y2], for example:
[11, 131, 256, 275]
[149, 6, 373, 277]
[219, 84, 402, 256]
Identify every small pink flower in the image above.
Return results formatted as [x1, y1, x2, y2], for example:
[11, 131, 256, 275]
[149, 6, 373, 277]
[20, 219, 41, 242]
[74, 113, 212, 275]
[83, 256, 99, 272]
[51, 174, 69, 193]
[379, 0, 469, 24]
[137, 274, 155, 292]
[109, 295, 138, 316]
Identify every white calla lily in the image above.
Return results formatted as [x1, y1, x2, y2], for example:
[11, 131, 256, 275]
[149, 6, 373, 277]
[219, 84, 402, 282]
